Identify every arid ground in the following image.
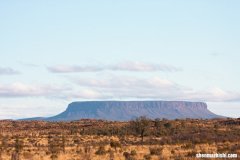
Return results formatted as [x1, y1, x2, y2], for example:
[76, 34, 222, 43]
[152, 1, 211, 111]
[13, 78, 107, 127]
[0, 118, 240, 160]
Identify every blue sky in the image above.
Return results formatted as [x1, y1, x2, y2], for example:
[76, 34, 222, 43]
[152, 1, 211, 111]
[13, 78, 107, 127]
[0, 0, 240, 119]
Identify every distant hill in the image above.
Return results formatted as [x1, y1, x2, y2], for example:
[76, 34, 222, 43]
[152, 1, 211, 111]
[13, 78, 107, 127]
[29, 101, 223, 121]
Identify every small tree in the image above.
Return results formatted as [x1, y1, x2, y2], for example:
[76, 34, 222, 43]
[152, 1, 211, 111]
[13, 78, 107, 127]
[15, 136, 23, 154]
[61, 135, 66, 153]
[154, 118, 164, 136]
[48, 135, 61, 160]
[130, 116, 151, 144]
[11, 136, 23, 160]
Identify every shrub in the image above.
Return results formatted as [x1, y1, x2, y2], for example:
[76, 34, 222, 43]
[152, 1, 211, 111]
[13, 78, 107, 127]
[164, 122, 172, 128]
[181, 143, 195, 149]
[95, 145, 106, 155]
[186, 151, 197, 157]
[144, 154, 151, 160]
[123, 151, 136, 160]
[149, 147, 162, 155]
[110, 140, 121, 150]
[123, 152, 130, 159]
[130, 150, 137, 156]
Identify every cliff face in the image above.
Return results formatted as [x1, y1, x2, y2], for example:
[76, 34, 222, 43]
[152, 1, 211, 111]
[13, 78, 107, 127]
[46, 101, 223, 121]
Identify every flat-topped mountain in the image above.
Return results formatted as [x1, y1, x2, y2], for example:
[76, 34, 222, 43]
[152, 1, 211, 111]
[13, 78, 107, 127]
[43, 101, 223, 121]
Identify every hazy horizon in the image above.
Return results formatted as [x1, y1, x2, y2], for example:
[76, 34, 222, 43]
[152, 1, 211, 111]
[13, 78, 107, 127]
[1, 0, 240, 119]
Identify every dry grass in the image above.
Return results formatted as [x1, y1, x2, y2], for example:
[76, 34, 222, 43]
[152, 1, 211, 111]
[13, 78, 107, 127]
[0, 118, 240, 159]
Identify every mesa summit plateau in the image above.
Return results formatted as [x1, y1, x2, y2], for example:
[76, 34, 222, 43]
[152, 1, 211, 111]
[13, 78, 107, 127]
[22, 101, 224, 121]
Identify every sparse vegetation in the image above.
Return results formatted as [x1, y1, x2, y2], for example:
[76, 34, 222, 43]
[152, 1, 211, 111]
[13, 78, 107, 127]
[0, 118, 239, 159]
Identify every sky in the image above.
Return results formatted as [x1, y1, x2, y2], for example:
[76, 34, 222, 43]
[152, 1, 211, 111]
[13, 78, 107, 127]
[0, 0, 240, 119]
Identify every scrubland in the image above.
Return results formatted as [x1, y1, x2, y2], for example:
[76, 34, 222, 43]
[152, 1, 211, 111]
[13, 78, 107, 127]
[0, 118, 240, 160]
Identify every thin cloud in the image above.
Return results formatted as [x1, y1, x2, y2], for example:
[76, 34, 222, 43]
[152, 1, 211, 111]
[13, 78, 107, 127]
[47, 61, 181, 73]
[0, 67, 20, 75]
[111, 61, 181, 72]
[187, 87, 240, 102]
[73, 76, 187, 100]
[73, 76, 240, 102]
[0, 82, 70, 98]
[48, 65, 104, 73]
[75, 76, 178, 90]
[1, 78, 239, 103]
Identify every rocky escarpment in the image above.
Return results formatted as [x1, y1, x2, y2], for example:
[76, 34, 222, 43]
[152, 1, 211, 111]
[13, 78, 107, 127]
[45, 101, 223, 121]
